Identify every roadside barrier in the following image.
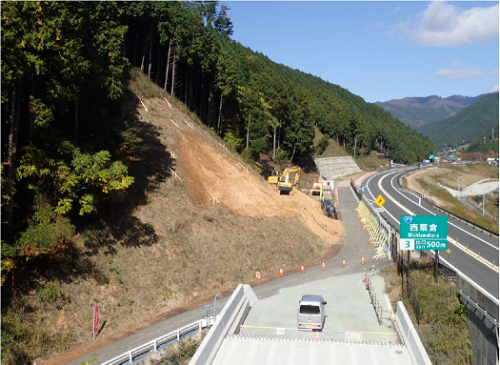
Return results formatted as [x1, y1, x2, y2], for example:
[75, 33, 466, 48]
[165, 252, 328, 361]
[357, 200, 388, 254]
[100, 321, 203, 365]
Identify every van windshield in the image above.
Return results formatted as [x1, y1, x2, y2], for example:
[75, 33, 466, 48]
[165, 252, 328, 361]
[300, 305, 320, 315]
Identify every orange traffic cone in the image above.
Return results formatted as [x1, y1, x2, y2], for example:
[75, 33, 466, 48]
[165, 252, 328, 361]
[322, 262, 326, 270]
[256, 271, 261, 280]
[361, 256, 365, 265]
[301, 265, 305, 274]
[363, 225, 366, 231]
[369, 237, 373, 243]
[316, 331, 320, 340]
[342, 259, 346, 268]
[280, 268, 284, 277]
[362, 272, 366, 282]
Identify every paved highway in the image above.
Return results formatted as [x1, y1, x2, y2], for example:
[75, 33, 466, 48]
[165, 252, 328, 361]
[362, 167, 499, 300]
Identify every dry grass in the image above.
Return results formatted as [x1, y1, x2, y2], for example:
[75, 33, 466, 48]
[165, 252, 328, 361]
[4, 71, 341, 365]
[380, 264, 472, 365]
[403, 164, 499, 230]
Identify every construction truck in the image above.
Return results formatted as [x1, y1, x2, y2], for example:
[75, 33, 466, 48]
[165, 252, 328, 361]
[277, 167, 301, 194]
[311, 179, 334, 196]
[267, 170, 282, 185]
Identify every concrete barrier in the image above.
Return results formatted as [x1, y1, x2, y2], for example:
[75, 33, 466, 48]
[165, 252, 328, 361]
[394, 301, 432, 365]
[457, 275, 499, 365]
[189, 284, 258, 365]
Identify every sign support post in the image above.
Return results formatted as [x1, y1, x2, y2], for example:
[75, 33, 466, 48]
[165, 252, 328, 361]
[93, 305, 99, 341]
[434, 251, 439, 284]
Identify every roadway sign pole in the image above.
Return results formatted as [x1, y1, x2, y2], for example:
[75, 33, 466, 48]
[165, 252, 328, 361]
[434, 251, 439, 284]
[407, 250, 411, 295]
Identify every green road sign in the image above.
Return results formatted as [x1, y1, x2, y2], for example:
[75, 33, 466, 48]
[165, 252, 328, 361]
[429, 154, 436, 159]
[400, 215, 448, 250]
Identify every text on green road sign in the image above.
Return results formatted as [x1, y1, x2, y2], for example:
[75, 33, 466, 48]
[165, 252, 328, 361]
[400, 215, 448, 251]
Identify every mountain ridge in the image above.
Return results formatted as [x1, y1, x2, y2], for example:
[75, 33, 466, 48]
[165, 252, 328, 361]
[375, 94, 486, 129]
[417, 92, 499, 149]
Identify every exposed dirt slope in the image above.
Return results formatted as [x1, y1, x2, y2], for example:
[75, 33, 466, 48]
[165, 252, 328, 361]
[36, 94, 342, 364]
[175, 122, 341, 243]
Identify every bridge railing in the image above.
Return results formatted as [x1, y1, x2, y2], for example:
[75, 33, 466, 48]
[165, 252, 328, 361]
[100, 321, 203, 365]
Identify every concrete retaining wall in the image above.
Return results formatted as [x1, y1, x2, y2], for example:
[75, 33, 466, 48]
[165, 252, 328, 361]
[395, 301, 432, 365]
[189, 284, 258, 365]
[315, 156, 362, 180]
[457, 275, 499, 365]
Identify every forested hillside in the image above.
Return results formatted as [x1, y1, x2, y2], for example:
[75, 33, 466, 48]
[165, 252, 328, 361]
[1, 0, 434, 312]
[417, 92, 499, 149]
[464, 126, 499, 154]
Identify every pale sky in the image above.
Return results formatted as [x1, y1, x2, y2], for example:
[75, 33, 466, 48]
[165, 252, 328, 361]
[224, 1, 499, 103]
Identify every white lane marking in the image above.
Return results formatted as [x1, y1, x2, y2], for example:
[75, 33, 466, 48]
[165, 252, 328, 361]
[365, 170, 403, 225]
[377, 171, 498, 272]
[389, 172, 498, 252]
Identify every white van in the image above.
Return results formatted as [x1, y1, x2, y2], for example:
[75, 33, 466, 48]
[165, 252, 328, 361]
[297, 294, 327, 330]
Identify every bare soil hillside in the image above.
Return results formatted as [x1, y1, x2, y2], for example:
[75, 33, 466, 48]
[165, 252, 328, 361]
[36, 92, 342, 363]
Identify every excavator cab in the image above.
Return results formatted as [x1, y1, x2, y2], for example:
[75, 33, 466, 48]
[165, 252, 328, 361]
[267, 170, 282, 185]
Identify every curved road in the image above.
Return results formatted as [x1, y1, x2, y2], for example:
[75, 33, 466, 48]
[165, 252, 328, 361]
[362, 167, 499, 300]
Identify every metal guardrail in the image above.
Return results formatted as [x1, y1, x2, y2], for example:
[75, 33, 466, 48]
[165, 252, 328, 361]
[100, 321, 204, 365]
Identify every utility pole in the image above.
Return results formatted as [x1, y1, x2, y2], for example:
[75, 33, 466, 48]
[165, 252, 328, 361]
[482, 193, 485, 216]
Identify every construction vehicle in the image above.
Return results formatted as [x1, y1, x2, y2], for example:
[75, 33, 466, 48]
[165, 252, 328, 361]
[267, 170, 282, 185]
[321, 199, 337, 219]
[311, 179, 334, 196]
[277, 167, 301, 194]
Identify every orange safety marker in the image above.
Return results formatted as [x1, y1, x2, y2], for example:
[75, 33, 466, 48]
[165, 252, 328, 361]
[316, 331, 320, 340]
[342, 259, 346, 268]
[321, 262, 326, 270]
[361, 256, 365, 265]
[280, 268, 284, 277]
[362, 272, 366, 282]
[363, 225, 366, 231]
[256, 271, 261, 280]
[369, 237, 373, 243]
[301, 265, 305, 274]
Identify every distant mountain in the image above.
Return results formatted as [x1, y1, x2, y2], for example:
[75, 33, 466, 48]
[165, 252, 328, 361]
[375, 94, 483, 129]
[417, 92, 499, 149]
